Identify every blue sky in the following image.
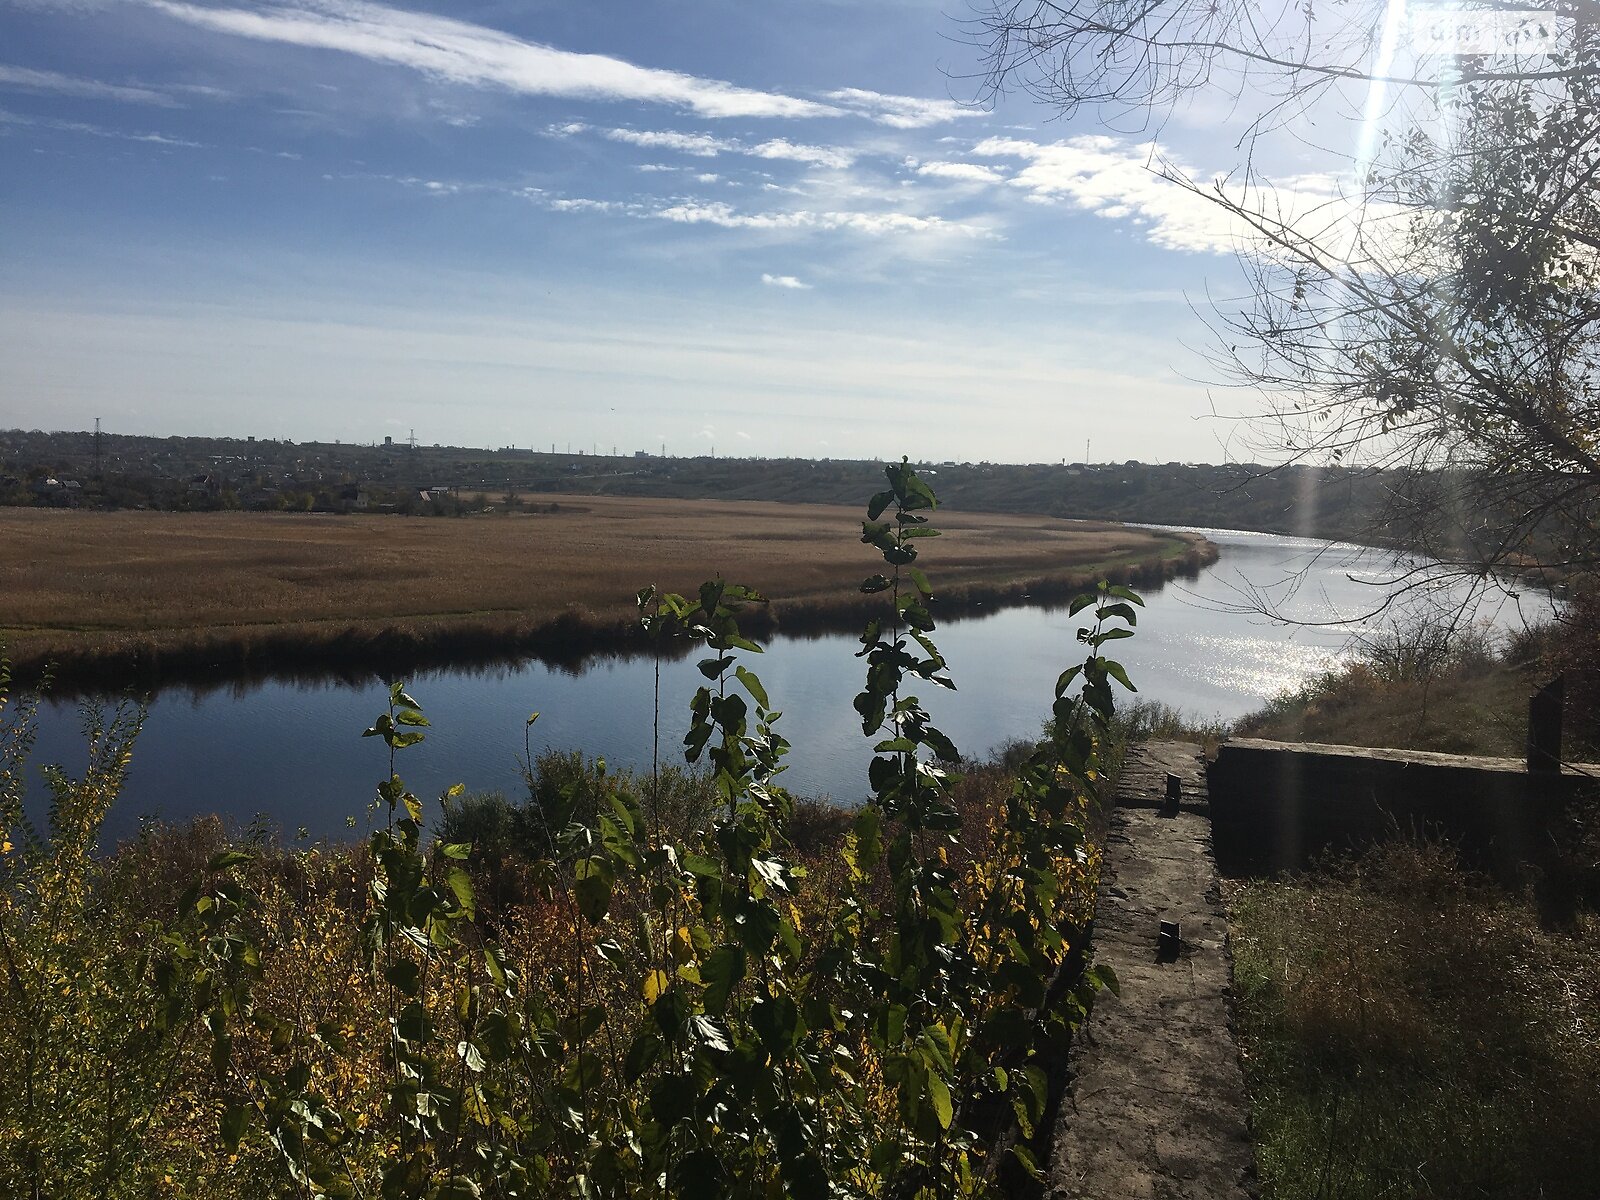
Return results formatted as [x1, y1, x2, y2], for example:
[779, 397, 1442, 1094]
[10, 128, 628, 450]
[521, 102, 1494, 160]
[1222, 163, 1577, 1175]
[0, 0, 1369, 462]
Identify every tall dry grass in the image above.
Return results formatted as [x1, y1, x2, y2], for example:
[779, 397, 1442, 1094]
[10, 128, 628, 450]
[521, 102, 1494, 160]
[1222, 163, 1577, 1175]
[1231, 841, 1600, 1199]
[1, 499, 1210, 688]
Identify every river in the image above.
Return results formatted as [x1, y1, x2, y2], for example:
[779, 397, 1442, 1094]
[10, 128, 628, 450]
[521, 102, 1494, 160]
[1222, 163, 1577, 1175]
[24, 529, 1549, 843]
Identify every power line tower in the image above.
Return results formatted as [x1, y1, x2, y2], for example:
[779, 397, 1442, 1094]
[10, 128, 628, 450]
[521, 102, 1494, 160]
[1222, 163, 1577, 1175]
[408, 429, 418, 451]
[93, 417, 103, 477]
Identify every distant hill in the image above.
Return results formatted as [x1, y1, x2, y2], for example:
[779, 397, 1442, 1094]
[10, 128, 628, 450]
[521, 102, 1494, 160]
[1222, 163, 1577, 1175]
[1, 428, 1388, 543]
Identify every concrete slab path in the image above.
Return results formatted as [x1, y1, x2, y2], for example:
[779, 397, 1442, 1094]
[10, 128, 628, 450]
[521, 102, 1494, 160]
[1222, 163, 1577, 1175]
[1047, 741, 1257, 1199]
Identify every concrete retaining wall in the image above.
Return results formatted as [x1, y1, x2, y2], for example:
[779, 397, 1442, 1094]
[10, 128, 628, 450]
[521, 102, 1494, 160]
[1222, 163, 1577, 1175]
[1208, 738, 1599, 881]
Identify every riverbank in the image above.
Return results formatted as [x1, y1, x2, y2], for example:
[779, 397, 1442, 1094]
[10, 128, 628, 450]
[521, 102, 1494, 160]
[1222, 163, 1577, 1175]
[0, 498, 1214, 693]
[1216, 604, 1600, 1199]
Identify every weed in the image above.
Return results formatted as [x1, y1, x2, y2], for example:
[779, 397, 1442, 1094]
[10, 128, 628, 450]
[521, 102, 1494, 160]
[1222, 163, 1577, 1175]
[1231, 841, 1600, 1200]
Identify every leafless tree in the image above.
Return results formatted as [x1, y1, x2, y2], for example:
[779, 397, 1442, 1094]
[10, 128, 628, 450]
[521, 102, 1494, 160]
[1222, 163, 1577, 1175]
[971, 2, 1600, 601]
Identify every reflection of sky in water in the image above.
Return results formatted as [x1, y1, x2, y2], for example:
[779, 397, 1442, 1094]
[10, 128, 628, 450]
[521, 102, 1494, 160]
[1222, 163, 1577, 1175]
[29, 528, 1555, 840]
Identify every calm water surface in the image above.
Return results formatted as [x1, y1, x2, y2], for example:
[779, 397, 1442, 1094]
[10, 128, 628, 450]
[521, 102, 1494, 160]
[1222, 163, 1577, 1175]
[29, 529, 1549, 841]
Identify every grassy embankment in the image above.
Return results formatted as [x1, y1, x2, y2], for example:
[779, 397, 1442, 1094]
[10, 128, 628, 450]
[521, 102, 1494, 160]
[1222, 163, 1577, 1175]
[1218, 614, 1600, 1199]
[0, 497, 1212, 689]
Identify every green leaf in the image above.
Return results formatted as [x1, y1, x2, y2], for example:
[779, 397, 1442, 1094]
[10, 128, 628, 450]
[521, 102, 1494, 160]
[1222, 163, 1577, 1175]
[689, 1015, 732, 1053]
[458, 1039, 487, 1073]
[1011, 1145, 1045, 1182]
[735, 665, 769, 708]
[751, 994, 802, 1054]
[573, 857, 613, 923]
[385, 958, 421, 997]
[1055, 663, 1083, 697]
[220, 1104, 249, 1152]
[484, 946, 509, 989]
[1096, 601, 1139, 626]
[698, 655, 735, 680]
[698, 579, 726, 617]
[1103, 660, 1137, 692]
[207, 850, 253, 871]
[625, 1030, 664, 1082]
[682, 852, 722, 880]
[700, 944, 746, 1014]
[926, 1068, 953, 1130]
[1068, 593, 1096, 617]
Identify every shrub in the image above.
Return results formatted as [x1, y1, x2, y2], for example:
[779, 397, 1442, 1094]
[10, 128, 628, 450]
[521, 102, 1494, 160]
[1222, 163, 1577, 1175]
[1, 461, 1141, 1198]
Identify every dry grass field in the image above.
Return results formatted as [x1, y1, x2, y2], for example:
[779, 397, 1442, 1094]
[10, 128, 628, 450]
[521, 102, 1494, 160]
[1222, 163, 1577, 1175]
[0, 497, 1205, 680]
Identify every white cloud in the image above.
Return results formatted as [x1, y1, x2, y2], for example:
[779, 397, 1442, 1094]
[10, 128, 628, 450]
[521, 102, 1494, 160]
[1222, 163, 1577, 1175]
[145, 0, 838, 119]
[0, 64, 179, 106]
[750, 138, 854, 169]
[695, 172, 719, 183]
[605, 127, 728, 156]
[0, 108, 202, 147]
[971, 134, 1401, 257]
[546, 196, 626, 213]
[655, 200, 990, 238]
[587, 127, 855, 171]
[340, 162, 997, 245]
[761, 273, 810, 289]
[972, 135, 1255, 253]
[825, 87, 980, 129]
[907, 158, 1004, 184]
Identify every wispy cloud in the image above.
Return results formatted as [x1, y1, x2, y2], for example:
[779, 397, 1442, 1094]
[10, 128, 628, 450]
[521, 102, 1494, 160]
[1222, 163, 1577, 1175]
[750, 138, 854, 169]
[361, 171, 992, 243]
[577, 125, 856, 170]
[825, 87, 980, 129]
[0, 108, 203, 146]
[0, 64, 179, 106]
[654, 200, 990, 237]
[145, 0, 838, 119]
[761, 273, 810, 289]
[906, 157, 1004, 183]
[604, 127, 725, 156]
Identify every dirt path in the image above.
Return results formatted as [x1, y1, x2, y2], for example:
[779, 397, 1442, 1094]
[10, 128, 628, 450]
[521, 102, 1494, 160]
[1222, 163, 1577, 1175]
[1048, 741, 1257, 1199]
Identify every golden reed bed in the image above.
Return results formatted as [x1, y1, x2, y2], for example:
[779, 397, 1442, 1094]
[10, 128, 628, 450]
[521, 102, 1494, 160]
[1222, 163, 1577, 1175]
[0, 497, 1211, 685]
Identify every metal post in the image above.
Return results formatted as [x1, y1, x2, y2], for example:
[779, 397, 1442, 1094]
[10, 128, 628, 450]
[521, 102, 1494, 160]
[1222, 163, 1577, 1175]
[1527, 674, 1564, 773]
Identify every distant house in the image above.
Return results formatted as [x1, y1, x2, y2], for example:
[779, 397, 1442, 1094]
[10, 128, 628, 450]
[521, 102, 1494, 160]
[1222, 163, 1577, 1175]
[335, 483, 369, 512]
[189, 473, 221, 498]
